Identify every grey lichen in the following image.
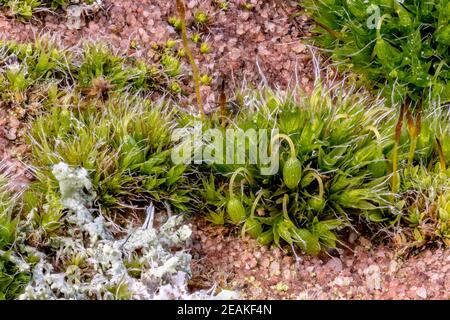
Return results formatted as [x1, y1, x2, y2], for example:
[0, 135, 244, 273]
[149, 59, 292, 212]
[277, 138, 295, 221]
[51, 162, 112, 244]
[19, 162, 237, 300]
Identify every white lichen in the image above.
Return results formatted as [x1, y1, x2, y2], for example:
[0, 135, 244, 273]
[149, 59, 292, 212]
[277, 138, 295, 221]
[19, 162, 237, 300]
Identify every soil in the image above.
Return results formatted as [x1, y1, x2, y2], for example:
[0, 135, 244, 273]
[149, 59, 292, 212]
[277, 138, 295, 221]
[190, 218, 449, 299]
[0, 0, 314, 106]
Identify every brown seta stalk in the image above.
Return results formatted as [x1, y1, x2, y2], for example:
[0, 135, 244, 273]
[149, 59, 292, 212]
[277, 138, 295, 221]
[406, 108, 422, 167]
[218, 74, 227, 127]
[176, 0, 205, 118]
[391, 102, 407, 194]
[436, 138, 447, 172]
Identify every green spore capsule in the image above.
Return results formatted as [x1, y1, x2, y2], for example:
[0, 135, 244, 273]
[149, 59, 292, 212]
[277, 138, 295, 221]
[243, 217, 263, 238]
[227, 198, 247, 224]
[283, 157, 302, 189]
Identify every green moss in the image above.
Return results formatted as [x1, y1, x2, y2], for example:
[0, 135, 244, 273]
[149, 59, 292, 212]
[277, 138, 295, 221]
[194, 10, 209, 24]
[199, 42, 210, 54]
[28, 96, 191, 212]
[161, 54, 182, 77]
[168, 16, 182, 30]
[302, 0, 450, 108]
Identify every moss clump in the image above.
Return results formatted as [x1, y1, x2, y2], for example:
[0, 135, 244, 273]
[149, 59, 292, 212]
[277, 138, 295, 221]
[0, 0, 102, 20]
